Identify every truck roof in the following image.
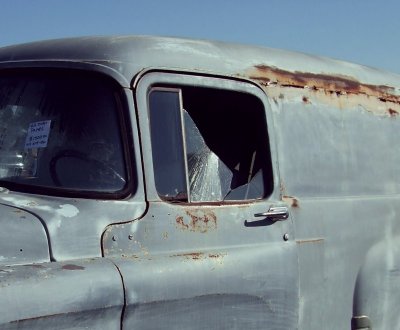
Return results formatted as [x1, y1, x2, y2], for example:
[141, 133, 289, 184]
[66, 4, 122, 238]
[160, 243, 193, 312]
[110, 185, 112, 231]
[0, 35, 399, 101]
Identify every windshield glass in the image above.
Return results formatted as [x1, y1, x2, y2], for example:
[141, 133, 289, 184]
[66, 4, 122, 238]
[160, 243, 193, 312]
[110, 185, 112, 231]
[0, 70, 127, 195]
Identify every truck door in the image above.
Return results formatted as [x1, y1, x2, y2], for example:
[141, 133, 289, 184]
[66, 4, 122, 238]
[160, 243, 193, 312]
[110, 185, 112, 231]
[104, 72, 299, 329]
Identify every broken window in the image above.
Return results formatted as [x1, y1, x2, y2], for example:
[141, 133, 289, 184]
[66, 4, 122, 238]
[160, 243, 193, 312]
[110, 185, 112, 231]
[149, 85, 273, 203]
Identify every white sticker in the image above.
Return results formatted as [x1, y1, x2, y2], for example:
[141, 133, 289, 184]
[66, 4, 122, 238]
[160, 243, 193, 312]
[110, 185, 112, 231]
[24, 120, 51, 149]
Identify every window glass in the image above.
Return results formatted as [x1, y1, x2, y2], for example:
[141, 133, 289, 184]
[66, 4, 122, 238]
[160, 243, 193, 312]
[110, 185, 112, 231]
[149, 85, 273, 202]
[149, 89, 188, 200]
[0, 70, 127, 194]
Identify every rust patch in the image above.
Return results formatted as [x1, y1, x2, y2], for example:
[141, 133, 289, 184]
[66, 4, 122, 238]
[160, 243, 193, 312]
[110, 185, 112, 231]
[247, 64, 400, 104]
[130, 255, 140, 259]
[176, 216, 189, 230]
[282, 195, 299, 208]
[279, 181, 286, 197]
[23, 264, 45, 269]
[62, 264, 85, 271]
[388, 108, 399, 117]
[296, 238, 324, 244]
[172, 252, 226, 261]
[176, 210, 217, 233]
[208, 253, 226, 259]
[121, 254, 141, 260]
[172, 252, 204, 260]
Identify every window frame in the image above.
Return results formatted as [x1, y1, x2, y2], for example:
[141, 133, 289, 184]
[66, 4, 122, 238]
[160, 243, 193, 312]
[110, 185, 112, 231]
[136, 71, 280, 205]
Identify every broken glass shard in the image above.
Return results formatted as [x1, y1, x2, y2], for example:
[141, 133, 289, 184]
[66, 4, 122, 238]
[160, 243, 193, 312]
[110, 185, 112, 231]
[184, 110, 233, 202]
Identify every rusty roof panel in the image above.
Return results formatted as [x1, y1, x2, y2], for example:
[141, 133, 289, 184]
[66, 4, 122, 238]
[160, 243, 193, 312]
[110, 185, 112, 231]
[247, 64, 400, 103]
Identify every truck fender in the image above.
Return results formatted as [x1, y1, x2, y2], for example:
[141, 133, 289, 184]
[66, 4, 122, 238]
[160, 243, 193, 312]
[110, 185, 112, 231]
[352, 235, 400, 329]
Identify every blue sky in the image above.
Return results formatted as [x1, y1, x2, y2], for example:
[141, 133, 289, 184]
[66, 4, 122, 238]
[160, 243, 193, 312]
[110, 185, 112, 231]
[1, 1, 399, 73]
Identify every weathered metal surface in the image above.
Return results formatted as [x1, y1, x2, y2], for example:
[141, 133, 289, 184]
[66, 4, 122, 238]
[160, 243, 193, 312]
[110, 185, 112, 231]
[247, 64, 400, 100]
[175, 209, 218, 233]
[0, 191, 146, 261]
[246, 64, 400, 118]
[353, 235, 400, 329]
[0, 203, 49, 266]
[101, 71, 299, 329]
[0, 258, 124, 329]
[111, 242, 298, 330]
[1, 35, 400, 93]
[0, 35, 399, 329]
[0, 83, 146, 262]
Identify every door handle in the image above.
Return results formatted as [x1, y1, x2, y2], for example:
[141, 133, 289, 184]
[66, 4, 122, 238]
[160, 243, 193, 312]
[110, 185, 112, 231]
[254, 206, 289, 222]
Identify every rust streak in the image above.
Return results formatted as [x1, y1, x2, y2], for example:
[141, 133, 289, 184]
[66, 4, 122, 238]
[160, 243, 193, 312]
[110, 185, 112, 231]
[172, 252, 204, 260]
[208, 253, 226, 259]
[23, 264, 45, 269]
[282, 195, 299, 208]
[247, 64, 400, 104]
[280, 181, 286, 196]
[296, 238, 324, 244]
[61, 264, 85, 271]
[171, 252, 226, 260]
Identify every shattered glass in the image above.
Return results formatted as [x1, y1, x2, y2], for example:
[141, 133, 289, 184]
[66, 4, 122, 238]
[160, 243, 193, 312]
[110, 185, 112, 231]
[149, 88, 270, 203]
[224, 169, 265, 200]
[184, 110, 233, 202]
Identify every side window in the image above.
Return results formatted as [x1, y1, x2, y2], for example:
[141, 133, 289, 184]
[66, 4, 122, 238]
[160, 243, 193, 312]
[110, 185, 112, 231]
[149, 85, 273, 203]
[0, 70, 128, 196]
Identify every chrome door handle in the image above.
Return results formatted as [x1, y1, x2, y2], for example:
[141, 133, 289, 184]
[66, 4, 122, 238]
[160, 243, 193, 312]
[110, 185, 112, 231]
[254, 206, 289, 221]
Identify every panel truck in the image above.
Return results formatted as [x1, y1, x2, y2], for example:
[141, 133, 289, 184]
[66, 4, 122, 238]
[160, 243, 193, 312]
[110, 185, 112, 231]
[0, 36, 399, 329]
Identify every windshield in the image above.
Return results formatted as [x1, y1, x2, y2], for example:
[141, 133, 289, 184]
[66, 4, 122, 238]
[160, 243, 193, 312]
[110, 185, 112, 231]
[0, 70, 127, 195]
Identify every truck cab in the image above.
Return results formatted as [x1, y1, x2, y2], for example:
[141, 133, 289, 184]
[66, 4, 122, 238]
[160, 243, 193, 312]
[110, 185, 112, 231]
[0, 36, 399, 329]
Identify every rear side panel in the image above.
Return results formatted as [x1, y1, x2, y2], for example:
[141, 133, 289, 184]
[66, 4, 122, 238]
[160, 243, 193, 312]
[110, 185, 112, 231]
[250, 68, 400, 329]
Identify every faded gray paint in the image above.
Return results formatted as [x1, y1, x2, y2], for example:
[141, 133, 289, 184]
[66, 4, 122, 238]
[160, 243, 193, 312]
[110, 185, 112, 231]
[0, 36, 398, 329]
[0, 258, 124, 329]
[0, 203, 49, 265]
